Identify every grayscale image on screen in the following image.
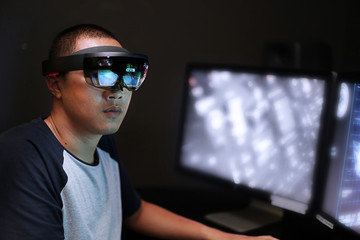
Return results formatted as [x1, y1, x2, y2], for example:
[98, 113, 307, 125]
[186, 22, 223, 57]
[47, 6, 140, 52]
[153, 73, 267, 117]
[180, 69, 326, 205]
[321, 82, 360, 234]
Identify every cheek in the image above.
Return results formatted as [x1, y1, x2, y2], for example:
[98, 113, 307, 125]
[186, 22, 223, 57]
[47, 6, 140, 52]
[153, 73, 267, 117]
[118, 93, 132, 119]
[62, 86, 103, 117]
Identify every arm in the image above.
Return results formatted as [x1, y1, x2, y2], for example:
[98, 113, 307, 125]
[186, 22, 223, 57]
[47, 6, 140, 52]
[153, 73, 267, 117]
[124, 200, 278, 240]
[0, 126, 66, 240]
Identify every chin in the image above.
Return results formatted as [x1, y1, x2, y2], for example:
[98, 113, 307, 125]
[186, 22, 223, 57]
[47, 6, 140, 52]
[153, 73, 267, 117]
[99, 122, 122, 135]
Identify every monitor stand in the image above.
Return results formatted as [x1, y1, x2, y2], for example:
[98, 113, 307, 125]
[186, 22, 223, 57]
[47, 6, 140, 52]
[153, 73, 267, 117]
[205, 200, 284, 233]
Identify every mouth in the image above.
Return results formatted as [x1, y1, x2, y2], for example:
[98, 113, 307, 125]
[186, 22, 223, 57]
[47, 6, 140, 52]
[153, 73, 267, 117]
[103, 106, 122, 117]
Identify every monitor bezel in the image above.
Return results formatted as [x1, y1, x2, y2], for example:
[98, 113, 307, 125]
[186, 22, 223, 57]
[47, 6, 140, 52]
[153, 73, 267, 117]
[175, 62, 335, 215]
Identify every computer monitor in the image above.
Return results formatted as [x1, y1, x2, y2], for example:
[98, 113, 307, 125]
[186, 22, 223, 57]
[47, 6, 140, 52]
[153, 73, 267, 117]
[316, 72, 360, 238]
[176, 63, 334, 232]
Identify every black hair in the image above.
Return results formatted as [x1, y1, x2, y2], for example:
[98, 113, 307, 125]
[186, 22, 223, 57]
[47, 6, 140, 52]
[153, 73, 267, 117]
[48, 24, 120, 59]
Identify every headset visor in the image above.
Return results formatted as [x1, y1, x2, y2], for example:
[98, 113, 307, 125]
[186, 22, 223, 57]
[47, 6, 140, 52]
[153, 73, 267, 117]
[83, 54, 148, 91]
[42, 46, 149, 91]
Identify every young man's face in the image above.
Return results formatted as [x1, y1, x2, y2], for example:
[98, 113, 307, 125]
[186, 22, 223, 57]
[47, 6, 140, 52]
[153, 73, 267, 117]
[56, 37, 132, 136]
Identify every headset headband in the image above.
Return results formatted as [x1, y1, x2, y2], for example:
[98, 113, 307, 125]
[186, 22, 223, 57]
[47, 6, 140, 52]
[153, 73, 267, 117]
[42, 46, 148, 76]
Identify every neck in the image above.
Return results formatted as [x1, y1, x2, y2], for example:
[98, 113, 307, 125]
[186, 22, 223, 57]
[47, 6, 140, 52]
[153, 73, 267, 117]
[45, 113, 101, 165]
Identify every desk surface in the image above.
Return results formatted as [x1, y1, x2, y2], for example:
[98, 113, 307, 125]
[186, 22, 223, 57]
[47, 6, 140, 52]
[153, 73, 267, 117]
[123, 188, 359, 240]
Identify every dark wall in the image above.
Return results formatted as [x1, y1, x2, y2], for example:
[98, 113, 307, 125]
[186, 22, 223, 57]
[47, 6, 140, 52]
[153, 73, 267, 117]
[1, 0, 359, 188]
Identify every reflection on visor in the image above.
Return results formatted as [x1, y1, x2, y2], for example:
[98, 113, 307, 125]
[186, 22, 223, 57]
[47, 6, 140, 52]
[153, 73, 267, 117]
[123, 73, 141, 88]
[98, 70, 119, 86]
[87, 62, 148, 91]
[123, 63, 143, 89]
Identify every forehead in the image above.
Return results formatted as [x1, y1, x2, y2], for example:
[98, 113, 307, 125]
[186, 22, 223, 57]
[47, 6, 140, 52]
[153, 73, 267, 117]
[73, 37, 122, 54]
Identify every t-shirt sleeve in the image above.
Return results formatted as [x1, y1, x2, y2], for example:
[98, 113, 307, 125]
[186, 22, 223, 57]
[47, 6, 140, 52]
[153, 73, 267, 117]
[0, 128, 66, 240]
[99, 135, 142, 219]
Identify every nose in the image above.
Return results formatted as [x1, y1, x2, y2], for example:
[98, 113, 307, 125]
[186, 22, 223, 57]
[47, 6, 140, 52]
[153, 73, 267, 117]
[105, 89, 123, 100]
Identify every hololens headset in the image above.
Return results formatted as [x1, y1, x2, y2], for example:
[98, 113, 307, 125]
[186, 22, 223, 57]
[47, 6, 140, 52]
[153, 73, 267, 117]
[42, 46, 149, 91]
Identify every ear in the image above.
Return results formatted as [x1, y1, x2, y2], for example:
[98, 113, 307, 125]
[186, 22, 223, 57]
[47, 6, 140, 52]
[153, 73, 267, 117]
[45, 75, 62, 99]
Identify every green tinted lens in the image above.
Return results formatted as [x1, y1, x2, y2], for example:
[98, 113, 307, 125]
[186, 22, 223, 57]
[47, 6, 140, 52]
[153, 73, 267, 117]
[122, 63, 148, 90]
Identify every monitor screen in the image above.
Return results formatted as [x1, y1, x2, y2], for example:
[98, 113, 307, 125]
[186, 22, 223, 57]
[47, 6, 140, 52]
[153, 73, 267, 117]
[177, 64, 332, 216]
[317, 73, 360, 236]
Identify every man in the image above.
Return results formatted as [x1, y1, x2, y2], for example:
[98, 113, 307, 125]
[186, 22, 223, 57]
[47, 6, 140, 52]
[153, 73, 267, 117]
[0, 24, 277, 240]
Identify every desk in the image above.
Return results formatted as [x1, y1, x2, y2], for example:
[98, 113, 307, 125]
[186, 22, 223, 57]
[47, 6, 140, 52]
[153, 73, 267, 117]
[123, 188, 358, 240]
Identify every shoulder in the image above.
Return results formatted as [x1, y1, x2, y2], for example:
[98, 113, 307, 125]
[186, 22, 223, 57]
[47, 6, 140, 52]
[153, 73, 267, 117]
[0, 119, 66, 239]
[0, 118, 64, 167]
[0, 118, 54, 145]
[0, 118, 67, 195]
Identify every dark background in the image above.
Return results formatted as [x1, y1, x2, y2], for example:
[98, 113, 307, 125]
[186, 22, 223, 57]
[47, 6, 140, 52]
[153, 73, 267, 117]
[1, 0, 360, 190]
